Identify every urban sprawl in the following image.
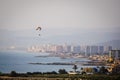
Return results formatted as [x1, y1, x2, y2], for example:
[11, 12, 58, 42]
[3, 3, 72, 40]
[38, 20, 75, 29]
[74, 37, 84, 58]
[28, 44, 112, 56]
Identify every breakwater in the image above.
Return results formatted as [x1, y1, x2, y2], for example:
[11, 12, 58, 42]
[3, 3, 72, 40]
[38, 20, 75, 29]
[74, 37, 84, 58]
[29, 60, 105, 66]
[29, 62, 74, 65]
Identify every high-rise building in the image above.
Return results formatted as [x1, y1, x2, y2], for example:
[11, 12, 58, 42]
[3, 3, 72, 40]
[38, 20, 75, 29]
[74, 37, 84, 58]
[55, 45, 63, 53]
[71, 45, 80, 53]
[85, 46, 91, 56]
[74, 46, 81, 53]
[66, 45, 71, 53]
[63, 44, 71, 53]
[104, 46, 112, 53]
[80, 45, 86, 54]
[109, 50, 120, 60]
[98, 46, 104, 55]
[90, 46, 98, 55]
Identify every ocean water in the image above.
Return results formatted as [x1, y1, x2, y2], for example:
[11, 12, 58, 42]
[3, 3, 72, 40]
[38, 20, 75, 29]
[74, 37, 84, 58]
[0, 50, 91, 73]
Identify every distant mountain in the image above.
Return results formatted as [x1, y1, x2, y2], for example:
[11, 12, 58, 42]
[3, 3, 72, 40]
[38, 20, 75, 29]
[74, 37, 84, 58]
[99, 40, 120, 50]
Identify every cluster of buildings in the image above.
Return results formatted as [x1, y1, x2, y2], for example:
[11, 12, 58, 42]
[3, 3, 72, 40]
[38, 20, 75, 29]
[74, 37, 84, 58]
[109, 50, 120, 61]
[27, 44, 112, 56]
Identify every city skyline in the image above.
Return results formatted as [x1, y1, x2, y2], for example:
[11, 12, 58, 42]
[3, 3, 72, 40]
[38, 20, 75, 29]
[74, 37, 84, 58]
[27, 44, 112, 56]
[0, 0, 120, 48]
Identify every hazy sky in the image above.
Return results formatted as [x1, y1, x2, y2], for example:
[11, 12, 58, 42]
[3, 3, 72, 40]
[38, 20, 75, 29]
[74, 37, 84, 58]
[0, 0, 120, 47]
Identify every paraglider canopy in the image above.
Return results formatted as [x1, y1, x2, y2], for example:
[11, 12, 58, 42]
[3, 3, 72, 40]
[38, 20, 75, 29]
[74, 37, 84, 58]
[36, 27, 41, 31]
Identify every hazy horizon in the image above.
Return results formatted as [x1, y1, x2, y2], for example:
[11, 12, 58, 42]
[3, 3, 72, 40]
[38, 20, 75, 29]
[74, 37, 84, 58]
[0, 0, 120, 48]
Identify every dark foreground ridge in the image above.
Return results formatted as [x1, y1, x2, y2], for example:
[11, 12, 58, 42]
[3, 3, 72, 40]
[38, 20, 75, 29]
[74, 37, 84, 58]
[0, 74, 120, 80]
[0, 70, 120, 80]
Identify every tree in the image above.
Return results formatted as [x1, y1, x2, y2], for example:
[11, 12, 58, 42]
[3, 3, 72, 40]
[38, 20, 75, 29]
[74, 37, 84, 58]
[99, 66, 108, 74]
[112, 64, 120, 74]
[58, 69, 67, 74]
[10, 71, 18, 77]
[0, 71, 2, 76]
[72, 64, 78, 72]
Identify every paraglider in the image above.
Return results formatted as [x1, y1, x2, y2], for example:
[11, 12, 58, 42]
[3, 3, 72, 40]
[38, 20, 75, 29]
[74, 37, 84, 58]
[36, 27, 41, 31]
[36, 26, 42, 36]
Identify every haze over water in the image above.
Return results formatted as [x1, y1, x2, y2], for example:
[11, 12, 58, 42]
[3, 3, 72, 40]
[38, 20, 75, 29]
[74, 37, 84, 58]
[0, 0, 120, 49]
[0, 0, 120, 73]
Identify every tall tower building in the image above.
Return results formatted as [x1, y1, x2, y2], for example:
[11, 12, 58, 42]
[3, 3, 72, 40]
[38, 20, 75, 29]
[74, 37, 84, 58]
[98, 46, 104, 55]
[63, 44, 71, 53]
[90, 46, 98, 55]
[104, 46, 112, 54]
[85, 46, 91, 56]
[55, 45, 63, 53]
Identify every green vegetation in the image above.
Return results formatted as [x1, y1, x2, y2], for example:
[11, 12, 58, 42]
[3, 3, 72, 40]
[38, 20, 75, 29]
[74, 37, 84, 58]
[112, 64, 120, 74]
[58, 69, 68, 74]
[99, 66, 108, 74]
[0, 64, 120, 80]
[72, 64, 78, 72]
[0, 73, 120, 80]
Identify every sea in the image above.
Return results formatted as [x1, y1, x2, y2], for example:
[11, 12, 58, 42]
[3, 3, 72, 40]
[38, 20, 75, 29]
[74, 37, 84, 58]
[0, 50, 93, 73]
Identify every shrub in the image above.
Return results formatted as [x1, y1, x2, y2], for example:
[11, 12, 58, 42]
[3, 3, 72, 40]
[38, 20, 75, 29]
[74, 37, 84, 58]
[58, 69, 68, 74]
[10, 71, 18, 77]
